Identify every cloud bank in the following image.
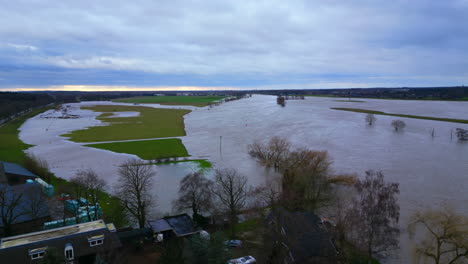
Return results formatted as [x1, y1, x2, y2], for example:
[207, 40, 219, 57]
[1, 0, 467, 90]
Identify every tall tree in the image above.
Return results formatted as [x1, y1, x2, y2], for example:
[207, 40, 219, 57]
[212, 168, 250, 237]
[347, 170, 400, 261]
[173, 171, 214, 219]
[408, 207, 468, 264]
[248, 136, 290, 170]
[115, 159, 155, 228]
[249, 137, 355, 211]
[0, 185, 27, 236]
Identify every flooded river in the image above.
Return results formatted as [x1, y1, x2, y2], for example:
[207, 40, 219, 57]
[19, 95, 468, 263]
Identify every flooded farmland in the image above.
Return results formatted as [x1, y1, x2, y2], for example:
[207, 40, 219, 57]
[19, 95, 468, 263]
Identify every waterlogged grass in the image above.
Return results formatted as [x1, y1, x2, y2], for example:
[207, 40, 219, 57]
[86, 138, 189, 160]
[0, 107, 53, 164]
[113, 96, 226, 107]
[154, 159, 212, 169]
[63, 105, 191, 142]
[331, 107, 468, 124]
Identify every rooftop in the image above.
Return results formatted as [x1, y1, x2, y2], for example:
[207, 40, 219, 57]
[1, 162, 37, 178]
[0, 220, 107, 249]
[147, 214, 198, 237]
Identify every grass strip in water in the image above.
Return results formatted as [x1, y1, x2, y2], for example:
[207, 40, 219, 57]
[85, 138, 189, 160]
[331, 107, 468, 124]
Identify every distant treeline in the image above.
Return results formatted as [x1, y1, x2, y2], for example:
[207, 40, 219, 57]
[0, 92, 55, 121]
[0, 90, 247, 121]
[255, 86, 468, 101]
[2, 87, 467, 121]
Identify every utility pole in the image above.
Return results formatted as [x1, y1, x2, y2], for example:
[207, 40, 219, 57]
[219, 136, 223, 159]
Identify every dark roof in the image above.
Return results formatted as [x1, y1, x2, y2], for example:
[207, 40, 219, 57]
[164, 214, 196, 236]
[0, 183, 50, 227]
[147, 214, 197, 237]
[1, 162, 37, 178]
[147, 219, 172, 233]
[268, 207, 337, 262]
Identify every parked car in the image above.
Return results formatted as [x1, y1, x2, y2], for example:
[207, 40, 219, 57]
[227, 256, 256, 264]
[224, 239, 243, 248]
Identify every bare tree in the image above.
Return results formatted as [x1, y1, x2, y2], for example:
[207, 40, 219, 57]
[408, 207, 468, 264]
[212, 168, 250, 236]
[23, 184, 48, 230]
[115, 159, 155, 228]
[391, 120, 406, 131]
[71, 169, 106, 222]
[249, 137, 355, 211]
[173, 171, 213, 218]
[365, 114, 377, 126]
[455, 128, 468, 141]
[248, 136, 290, 170]
[347, 170, 400, 261]
[251, 178, 282, 209]
[0, 185, 27, 236]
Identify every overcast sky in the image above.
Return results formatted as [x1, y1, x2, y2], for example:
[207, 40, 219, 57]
[1, 0, 468, 91]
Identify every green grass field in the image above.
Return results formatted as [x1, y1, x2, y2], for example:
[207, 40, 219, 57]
[63, 105, 191, 142]
[86, 138, 189, 160]
[0, 107, 53, 164]
[113, 95, 226, 107]
[331, 107, 468, 124]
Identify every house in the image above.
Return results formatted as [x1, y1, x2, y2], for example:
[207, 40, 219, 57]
[147, 214, 200, 241]
[0, 220, 122, 263]
[265, 207, 338, 264]
[0, 182, 51, 236]
[0, 161, 38, 185]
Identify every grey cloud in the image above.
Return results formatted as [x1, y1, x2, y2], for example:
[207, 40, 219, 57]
[0, 0, 467, 87]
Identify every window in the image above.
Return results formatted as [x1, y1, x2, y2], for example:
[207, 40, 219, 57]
[29, 247, 47, 260]
[64, 243, 74, 261]
[88, 234, 105, 247]
[31, 252, 45, 260]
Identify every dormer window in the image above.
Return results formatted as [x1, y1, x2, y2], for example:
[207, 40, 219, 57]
[88, 234, 104, 247]
[29, 247, 47, 260]
[64, 243, 74, 261]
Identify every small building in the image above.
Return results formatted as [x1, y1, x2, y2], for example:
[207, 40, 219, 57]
[265, 207, 338, 264]
[0, 161, 38, 185]
[147, 214, 200, 241]
[0, 220, 121, 263]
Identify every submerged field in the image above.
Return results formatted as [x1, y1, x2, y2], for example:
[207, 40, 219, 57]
[62, 105, 191, 142]
[86, 138, 189, 160]
[113, 95, 225, 107]
[331, 107, 468, 124]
